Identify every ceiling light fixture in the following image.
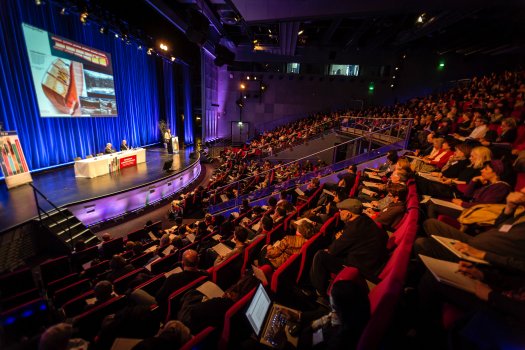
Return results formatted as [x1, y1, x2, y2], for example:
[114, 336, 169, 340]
[147, 48, 153, 55]
[60, 8, 66, 15]
[298, 30, 304, 35]
[159, 43, 168, 51]
[171, 56, 176, 62]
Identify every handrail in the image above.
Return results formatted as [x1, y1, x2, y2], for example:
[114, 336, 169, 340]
[207, 118, 412, 213]
[30, 183, 74, 251]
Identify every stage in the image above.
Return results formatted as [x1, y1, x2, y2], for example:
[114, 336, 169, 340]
[0, 146, 199, 231]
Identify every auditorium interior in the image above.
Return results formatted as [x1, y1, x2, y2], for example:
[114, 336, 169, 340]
[1, 0, 525, 349]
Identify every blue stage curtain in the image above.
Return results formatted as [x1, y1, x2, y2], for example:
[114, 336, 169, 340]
[182, 65, 194, 145]
[163, 60, 177, 137]
[0, 0, 161, 172]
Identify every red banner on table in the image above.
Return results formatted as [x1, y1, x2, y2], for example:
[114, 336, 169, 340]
[119, 155, 137, 169]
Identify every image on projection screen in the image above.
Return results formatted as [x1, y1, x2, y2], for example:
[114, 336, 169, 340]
[22, 23, 118, 117]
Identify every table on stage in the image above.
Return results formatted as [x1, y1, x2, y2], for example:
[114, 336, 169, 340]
[74, 148, 146, 178]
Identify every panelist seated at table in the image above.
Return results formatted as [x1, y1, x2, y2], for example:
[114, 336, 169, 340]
[120, 139, 129, 151]
[104, 143, 116, 154]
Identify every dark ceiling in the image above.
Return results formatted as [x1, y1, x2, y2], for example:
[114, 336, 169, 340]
[56, 0, 525, 65]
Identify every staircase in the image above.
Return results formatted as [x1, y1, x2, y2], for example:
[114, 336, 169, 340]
[38, 208, 99, 253]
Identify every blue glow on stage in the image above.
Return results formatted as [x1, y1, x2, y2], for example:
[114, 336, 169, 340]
[0, 0, 192, 173]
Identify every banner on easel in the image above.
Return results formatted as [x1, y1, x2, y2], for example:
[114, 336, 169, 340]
[0, 131, 33, 189]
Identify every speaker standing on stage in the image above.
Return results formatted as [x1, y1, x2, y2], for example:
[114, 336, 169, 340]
[120, 139, 129, 151]
[164, 128, 171, 149]
[104, 143, 116, 154]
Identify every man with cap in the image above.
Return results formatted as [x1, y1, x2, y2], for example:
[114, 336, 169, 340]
[310, 198, 389, 298]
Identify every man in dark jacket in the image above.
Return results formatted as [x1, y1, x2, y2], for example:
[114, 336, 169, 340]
[310, 199, 389, 296]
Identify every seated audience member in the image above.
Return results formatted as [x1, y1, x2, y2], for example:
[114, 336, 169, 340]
[310, 199, 389, 297]
[86, 280, 115, 309]
[260, 220, 316, 269]
[298, 279, 371, 350]
[367, 150, 398, 176]
[120, 139, 129, 151]
[271, 206, 287, 225]
[132, 320, 192, 350]
[38, 323, 89, 350]
[411, 137, 454, 173]
[417, 256, 525, 350]
[453, 117, 489, 142]
[427, 160, 511, 219]
[106, 255, 135, 282]
[365, 183, 407, 231]
[325, 165, 357, 194]
[482, 117, 518, 146]
[104, 142, 116, 154]
[239, 198, 251, 215]
[415, 143, 480, 198]
[303, 188, 347, 225]
[154, 249, 208, 312]
[415, 186, 525, 263]
[214, 226, 249, 266]
[276, 190, 295, 213]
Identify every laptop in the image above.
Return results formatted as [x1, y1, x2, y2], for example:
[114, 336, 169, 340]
[245, 284, 301, 348]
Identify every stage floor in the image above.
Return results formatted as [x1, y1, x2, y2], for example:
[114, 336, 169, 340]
[0, 147, 194, 230]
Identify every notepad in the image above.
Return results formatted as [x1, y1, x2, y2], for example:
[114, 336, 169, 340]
[361, 188, 378, 197]
[431, 235, 489, 265]
[196, 281, 224, 300]
[428, 198, 464, 211]
[186, 233, 196, 243]
[362, 181, 383, 188]
[212, 242, 232, 257]
[419, 254, 477, 293]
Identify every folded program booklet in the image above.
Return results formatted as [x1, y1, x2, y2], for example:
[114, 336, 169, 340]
[431, 235, 489, 265]
[212, 242, 233, 257]
[428, 198, 464, 211]
[196, 281, 224, 300]
[419, 254, 477, 293]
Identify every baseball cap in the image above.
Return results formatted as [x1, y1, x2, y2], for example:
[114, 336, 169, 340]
[336, 199, 363, 214]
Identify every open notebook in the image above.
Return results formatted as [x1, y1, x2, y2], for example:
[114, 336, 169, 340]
[431, 235, 489, 265]
[419, 254, 477, 293]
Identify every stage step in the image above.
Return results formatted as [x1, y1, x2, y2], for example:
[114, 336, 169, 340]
[38, 209, 99, 254]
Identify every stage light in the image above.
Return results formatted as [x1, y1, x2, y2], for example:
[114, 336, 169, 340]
[171, 56, 176, 62]
[254, 76, 257, 80]
[35, 0, 42, 5]
[390, 84, 394, 88]
[238, 121, 243, 126]
[243, 95, 247, 99]
[253, 39, 258, 44]
[160, 43, 168, 51]
[138, 45, 142, 50]
[240, 83, 246, 90]
[403, 54, 407, 59]
[115, 33, 119, 38]
[100, 26, 107, 34]
[393, 76, 396, 79]
[395, 67, 399, 70]
[60, 7, 67, 15]
[416, 13, 426, 24]
[298, 30, 304, 35]
[147, 48, 153, 55]
[80, 11, 88, 24]
[268, 29, 272, 34]
[247, 76, 250, 80]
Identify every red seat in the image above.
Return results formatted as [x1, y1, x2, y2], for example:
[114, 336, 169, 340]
[71, 245, 99, 271]
[40, 255, 71, 286]
[241, 235, 266, 276]
[181, 326, 216, 350]
[515, 172, 525, 191]
[73, 295, 128, 341]
[132, 274, 166, 296]
[212, 252, 244, 290]
[165, 275, 208, 323]
[0, 298, 50, 346]
[297, 231, 328, 284]
[270, 253, 302, 295]
[349, 171, 361, 197]
[437, 214, 461, 230]
[53, 278, 92, 307]
[218, 287, 257, 350]
[61, 290, 94, 318]
[83, 260, 110, 280]
[0, 267, 35, 299]
[265, 223, 284, 244]
[100, 237, 124, 259]
[150, 252, 180, 275]
[112, 268, 146, 294]
[0, 288, 40, 310]
[130, 251, 154, 268]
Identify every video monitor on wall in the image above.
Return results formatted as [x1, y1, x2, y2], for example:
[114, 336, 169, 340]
[22, 23, 118, 117]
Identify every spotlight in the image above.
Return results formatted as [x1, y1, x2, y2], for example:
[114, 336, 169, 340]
[171, 56, 176, 62]
[138, 45, 142, 50]
[238, 121, 243, 126]
[160, 43, 168, 51]
[247, 76, 250, 80]
[147, 48, 153, 55]
[243, 95, 247, 99]
[35, 0, 42, 5]
[100, 26, 107, 34]
[240, 83, 246, 90]
[60, 7, 67, 15]
[416, 13, 426, 24]
[254, 76, 257, 80]
[80, 11, 88, 24]
[393, 76, 396, 79]
[115, 33, 119, 38]
[298, 30, 304, 35]
[253, 39, 258, 44]
[390, 84, 394, 88]
[395, 67, 399, 70]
